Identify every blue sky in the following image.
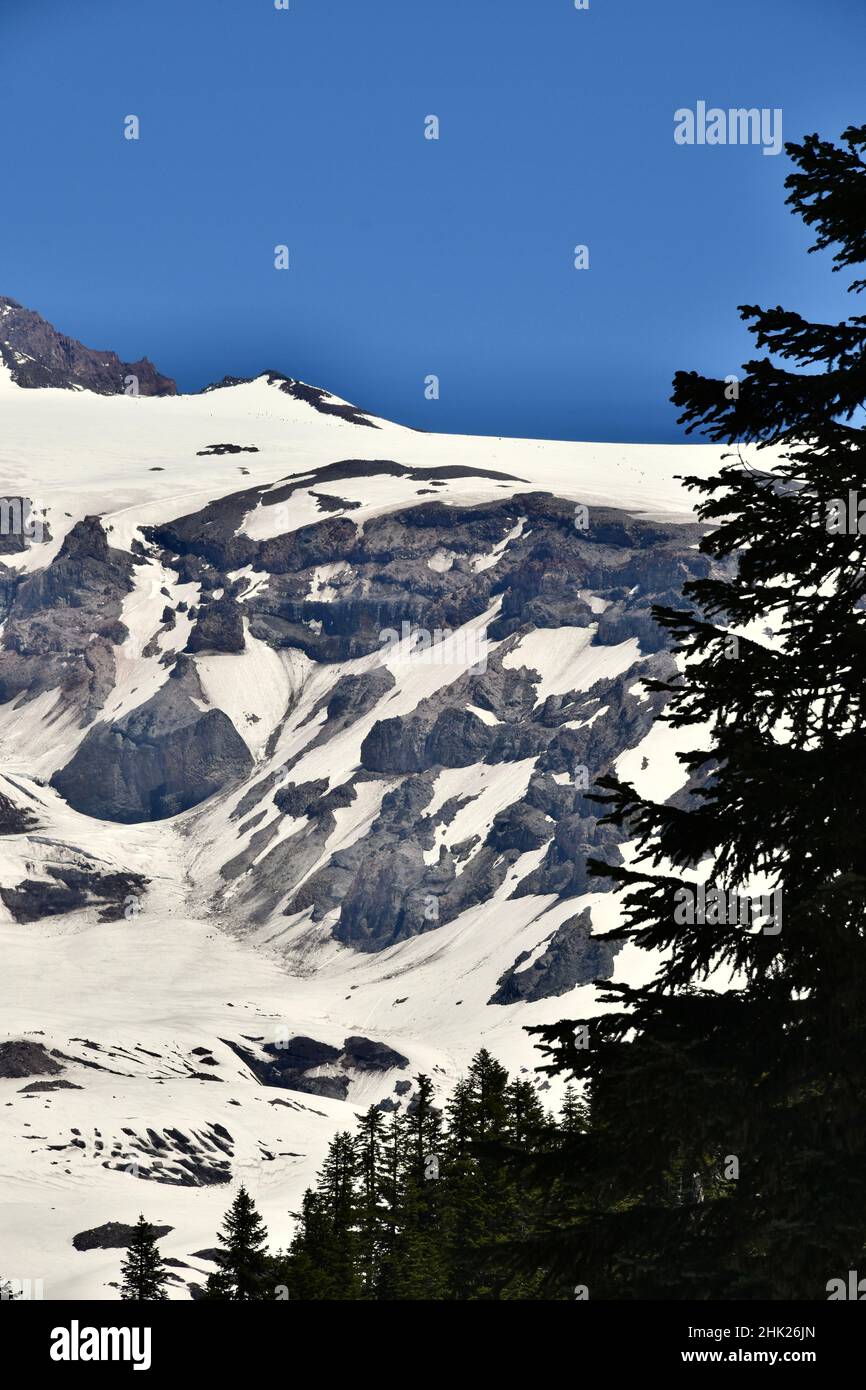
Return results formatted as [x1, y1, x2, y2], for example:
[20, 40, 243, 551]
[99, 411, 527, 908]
[2, 0, 863, 440]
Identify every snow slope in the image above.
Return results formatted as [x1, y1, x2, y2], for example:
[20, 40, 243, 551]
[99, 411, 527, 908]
[0, 360, 769, 1299]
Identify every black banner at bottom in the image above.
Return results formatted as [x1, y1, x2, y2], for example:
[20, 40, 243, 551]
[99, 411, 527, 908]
[2, 1298, 858, 1376]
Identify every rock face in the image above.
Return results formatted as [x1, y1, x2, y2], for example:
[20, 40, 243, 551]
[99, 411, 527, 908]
[0, 792, 38, 835]
[342, 1036, 410, 1071]
[223, 1034, 407, 1100]
[0, 517, 135, 722]
[186, 595, 245, 654]
[0, 1041, 63, 1079]
[16, 466, 706, 939]
[50, 657, 253, 823]
[488, 908, 617, 1005]
[72, 1222, 174, 1252]
[0, 864, 148, 923]
[0, 296, 176, 395]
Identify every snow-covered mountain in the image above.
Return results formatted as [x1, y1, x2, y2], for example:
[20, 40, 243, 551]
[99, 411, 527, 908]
[0, 300, 740, 1299]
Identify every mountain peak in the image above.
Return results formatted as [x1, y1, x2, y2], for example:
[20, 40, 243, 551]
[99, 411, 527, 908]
[0, 295, 176, 396]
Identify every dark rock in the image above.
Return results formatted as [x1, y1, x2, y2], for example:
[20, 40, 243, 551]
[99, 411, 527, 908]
[288, 1074, 350, 1101]
[489, 908, 617, 1004]
[0, 791, 38, 835]
[342, 1036, 409, 1072]
[18, 1079, 82, 1092]
[487, 802, 552, 854]
[0, 296, 175, 395]
[273, 779, 329, 818]
[196, 443, 260, 456]
[311, 491, 362, 512]
[264, 1036, 341, 1073]
[513, 813, 623, 899]
[0, 865, 148, 923]
[186, 595, 245, 654]
[0, 518, 135, 723]
[0, 1041, 63, 1079]
[73, 1222, 174, 1252]
[50, 659, 253, 822]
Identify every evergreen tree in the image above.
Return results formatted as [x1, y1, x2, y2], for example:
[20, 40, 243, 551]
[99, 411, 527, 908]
[119, 1215, 170, 1301]
[392, 1076, 449, 1298]
[404, 1074, 443, 1185]
[354, 1106, 386, 1297]
[270, 1050, 575, 1299]
[205, 1185, 270, 1300]
[466, 1049, 510, 1142]
[440, 1051, 520, 1298]
[273, 1188, 335, 1300]
[530, 124, 866, 1299]
[317, 1131, 361, 1299]
[505, 1076, 548, 1148]
[375, 1108, 406, 1299]
[558, 1084, 590, 1138]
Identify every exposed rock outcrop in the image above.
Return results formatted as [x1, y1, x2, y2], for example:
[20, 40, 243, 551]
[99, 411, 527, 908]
[185, 594, 245, 654]
[0, 1040, 63, 1079]
[0, 518, 135, 723]
[489, 908, 617, 1004]
[72, 1222, 174, 1252]
[0, 865, 148, 923]
[50, 657, 253, 822]
[0, 296, 175, 395]
[0, 791, 39, 835]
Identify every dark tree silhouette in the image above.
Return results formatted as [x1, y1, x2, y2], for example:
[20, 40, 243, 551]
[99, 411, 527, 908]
[529, 124, 866, 1300]
[119, 1215, 170, 1301]
[205, 1185, 270, 1300]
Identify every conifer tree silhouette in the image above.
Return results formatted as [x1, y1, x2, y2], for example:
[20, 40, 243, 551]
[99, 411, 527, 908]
[205, 1185, 269, 1300]
[530, 125, 866, 1300]
[119, 1215, 170, 1301]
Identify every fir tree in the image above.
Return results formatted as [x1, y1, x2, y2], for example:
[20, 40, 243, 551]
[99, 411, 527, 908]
[505, 1076, 547, 1148]
[466, 1049, 510, 1142]
[392, 1076, 449, 1298]
[530, 124, 866, 1299]
[375, 1108, 406, 1299]
[440, 1051, 520, 1298]
[273, 1188, 335, 1300]
[404, 1074, 443, 1185]
[354, 1106, 386, 1297]
[270, 1050, 577, 1299]
[119, 1215, 170, 1301]
[205, 1185, 270, 1300]
[558, 1084, 590, 1137]
[317, 1131, 362, 1299]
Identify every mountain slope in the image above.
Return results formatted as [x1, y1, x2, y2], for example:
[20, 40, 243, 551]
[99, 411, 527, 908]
[0, 310, 766, 1298]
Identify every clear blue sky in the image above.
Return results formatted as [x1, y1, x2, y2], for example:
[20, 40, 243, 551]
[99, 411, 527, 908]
[2, 0, 863, 441]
